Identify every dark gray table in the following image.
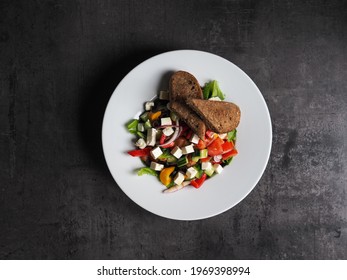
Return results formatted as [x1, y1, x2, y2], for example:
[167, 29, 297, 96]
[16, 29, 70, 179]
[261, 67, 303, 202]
[1, 0, 346, 259]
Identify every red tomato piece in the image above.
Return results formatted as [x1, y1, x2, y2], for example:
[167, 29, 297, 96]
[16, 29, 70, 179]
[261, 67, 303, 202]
[200, 156, 211, 162]
[207, 137, 224, 156]
[195, 139, 206, 150]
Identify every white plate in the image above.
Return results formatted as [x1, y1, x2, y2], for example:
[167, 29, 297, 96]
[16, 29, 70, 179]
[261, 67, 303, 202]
[102, 50, 272, 220]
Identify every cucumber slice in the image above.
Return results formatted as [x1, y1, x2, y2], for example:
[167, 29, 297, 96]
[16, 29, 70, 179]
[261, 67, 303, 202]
[144, 119, 152, 129]
[140, 112, 149, 122]
[193, 165, 203, 179]
[177, 156, 188, 167]
[199, 149, 208, 159]
[192, 156, 200, 162]
[204, 167, 215, 177]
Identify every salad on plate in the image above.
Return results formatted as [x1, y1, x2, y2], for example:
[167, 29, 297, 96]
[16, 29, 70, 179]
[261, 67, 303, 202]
[126, 71, 241, 193]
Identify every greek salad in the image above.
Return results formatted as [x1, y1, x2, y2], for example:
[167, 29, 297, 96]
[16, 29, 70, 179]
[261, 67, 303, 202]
[126, 81, 238, 193]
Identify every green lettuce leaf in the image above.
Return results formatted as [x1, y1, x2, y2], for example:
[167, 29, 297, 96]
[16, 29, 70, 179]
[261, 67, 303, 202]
[203, 80, 225, 100]
[126, 119, 139, 134]
[227, 129, 237, 142]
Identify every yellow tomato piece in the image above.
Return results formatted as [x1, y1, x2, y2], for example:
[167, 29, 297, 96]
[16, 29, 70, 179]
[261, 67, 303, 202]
[159, 166, 175, 186]
[149, 111, 161, 121]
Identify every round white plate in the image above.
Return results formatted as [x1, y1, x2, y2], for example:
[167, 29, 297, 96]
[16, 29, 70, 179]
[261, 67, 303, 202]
[102, 50, 272, 220]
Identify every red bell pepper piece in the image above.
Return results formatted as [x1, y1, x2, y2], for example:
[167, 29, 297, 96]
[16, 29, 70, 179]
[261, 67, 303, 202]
[222, 149, 238, 160]
[190, 173, 207, 189]
[221, 140, 234, 154]
[127, 147, 151, 157]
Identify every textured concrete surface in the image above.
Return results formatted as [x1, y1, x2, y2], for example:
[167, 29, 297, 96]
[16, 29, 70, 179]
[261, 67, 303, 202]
[1, 0, 346, 259]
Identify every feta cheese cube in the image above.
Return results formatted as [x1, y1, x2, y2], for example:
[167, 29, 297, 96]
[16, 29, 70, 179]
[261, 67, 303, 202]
[182, 144, 195, 155]
[163, 127, 174, 136]
[137, 123, 145, 132]
[171, 146, 182, 159]
[173, 172, 185, 185]
[190, 133, 200, 144]
[159, 90, 169, 100]
[213, 164, 224, 174]
[135, 138, 147, 149]
[150, 146, 163, 159]
[160, 117, 172, 126]
[201, 161, 212, 170]
[186, 167, 198, 179]
[150, 161, 164, 171]
[145, 101, 155, 111]
[209, 97, 221, 101]
[146, 128, 157, 146]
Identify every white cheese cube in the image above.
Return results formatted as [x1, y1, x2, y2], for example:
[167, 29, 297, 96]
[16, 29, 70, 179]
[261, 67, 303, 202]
[150, 146, 163, 159]
[186, 167, 198, 179]
[213, 164, 224, 174]
[146, 128, 157, 146]
[135, 138, 147, 149]
[182, 144, 195, 155]
[159, 90, 169, 100]
[173, 172, 185, 185]
[190, 133, 200, 144]
[209, 97, 221, 101]
[201, 161, 212, 170]
[160, 117, 172, 126]
[171, 146, 182, 159]
[137, 123, 145, 132]
[150, 161, 164, 171]
[145, 101, 155, 111]
[163, 127, 174, 136]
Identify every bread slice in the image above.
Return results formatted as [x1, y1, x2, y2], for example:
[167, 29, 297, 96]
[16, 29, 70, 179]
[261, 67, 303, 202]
[169, 101, 206, 139]
[187, 99, 241, 133]
[169, 71, 203, 102]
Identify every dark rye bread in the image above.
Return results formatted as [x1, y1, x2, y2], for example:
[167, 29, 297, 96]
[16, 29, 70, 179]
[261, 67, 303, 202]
[169, 71, 203, 102]
[187, 99, 241, 133]
[169, 101, 206, 140]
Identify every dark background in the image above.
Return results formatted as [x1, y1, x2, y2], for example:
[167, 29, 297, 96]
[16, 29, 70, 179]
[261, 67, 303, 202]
[1, 0, 346, 259]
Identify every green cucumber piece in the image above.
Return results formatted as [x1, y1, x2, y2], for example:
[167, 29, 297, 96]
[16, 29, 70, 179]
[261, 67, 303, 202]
[204, 167, 215, 177]
[177, 156, 188, 167]
[199, 149, 208, 159]
[140, 112, 149, 122]
[192, 156, 200, 162]
[144, 119, 152, 129]
[193, 165, 203, 179]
